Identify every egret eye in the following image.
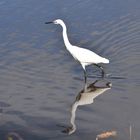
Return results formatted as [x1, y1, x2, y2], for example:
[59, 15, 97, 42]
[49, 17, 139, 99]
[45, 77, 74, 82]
[53, 20, 58, 24]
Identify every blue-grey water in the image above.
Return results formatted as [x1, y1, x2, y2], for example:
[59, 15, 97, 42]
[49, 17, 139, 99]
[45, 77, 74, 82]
[0, 0, 140, 139]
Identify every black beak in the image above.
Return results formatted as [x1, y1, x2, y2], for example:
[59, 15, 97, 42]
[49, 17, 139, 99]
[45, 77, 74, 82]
[45, 21, 53, 24]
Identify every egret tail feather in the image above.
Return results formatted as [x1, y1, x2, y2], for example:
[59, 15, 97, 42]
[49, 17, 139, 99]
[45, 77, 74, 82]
[102, 58, 109, 63]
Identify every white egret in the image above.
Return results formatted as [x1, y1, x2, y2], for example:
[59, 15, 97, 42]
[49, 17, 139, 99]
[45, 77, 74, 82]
[45, 19, 109, 82]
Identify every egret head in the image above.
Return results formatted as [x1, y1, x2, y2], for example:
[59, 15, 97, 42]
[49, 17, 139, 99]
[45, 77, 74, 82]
[45, 19, 64, 25]
[53, 19, 64, 25]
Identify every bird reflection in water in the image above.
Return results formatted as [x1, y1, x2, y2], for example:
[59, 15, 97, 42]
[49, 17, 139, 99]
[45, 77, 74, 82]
[62, 79, 112, 135]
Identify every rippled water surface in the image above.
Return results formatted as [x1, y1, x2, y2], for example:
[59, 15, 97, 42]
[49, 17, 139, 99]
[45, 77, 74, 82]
[0, 0, 140, 140]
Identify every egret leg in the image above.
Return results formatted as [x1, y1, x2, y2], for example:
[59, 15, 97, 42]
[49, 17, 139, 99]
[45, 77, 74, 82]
[84, 70, 87, 83]
[94, 64, 105, 77]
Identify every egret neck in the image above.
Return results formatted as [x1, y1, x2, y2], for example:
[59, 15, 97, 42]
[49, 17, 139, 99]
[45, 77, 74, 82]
[60, 22, 72, 50]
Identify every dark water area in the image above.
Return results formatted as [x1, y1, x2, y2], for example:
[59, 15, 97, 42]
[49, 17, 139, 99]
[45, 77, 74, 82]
[0, 0, 140, 140]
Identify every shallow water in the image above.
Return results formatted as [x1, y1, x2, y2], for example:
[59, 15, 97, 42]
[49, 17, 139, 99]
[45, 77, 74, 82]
[0, 0, 140, 140]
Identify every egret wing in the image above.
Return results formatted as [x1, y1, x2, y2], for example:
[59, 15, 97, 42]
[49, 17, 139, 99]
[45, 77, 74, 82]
[70, 46, 105, 64]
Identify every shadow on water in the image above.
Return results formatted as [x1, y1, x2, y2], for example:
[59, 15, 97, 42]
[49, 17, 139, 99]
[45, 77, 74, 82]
[58, 79, 112, 135]
[88, 74, 126, 80]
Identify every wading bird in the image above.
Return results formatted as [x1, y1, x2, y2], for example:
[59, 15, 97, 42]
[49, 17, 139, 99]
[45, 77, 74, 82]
[45, 19, 109, 82]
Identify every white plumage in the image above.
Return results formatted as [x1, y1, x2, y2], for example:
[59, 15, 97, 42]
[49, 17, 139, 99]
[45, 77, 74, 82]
[68, 45, 109, 69]
[45, 19, 109, 82]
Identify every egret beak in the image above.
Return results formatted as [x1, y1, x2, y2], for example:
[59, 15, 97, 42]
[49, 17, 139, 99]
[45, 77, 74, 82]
[45, 21, 53, 24]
